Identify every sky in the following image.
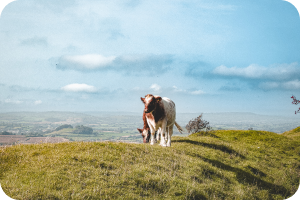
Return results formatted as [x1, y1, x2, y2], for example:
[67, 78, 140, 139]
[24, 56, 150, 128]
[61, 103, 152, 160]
[0, 0, 300, 116]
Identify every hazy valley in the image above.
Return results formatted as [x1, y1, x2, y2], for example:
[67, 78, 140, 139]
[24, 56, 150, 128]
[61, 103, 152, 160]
[0, 111, 299, 146]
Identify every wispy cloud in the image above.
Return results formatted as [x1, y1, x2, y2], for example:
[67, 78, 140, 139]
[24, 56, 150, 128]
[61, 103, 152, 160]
[133, 84, 205, 96]
[4, 99, 23, 104]
[150, 84, 161, 92]
[34, 100, 42, 105]
[212, 63, 300, 81]
[57, 54, 116, 70]
[172, 86, 205, 95]
[259, 79, 300, 90]
[61, 83, 97, 93]
[56, 54, 174, 75]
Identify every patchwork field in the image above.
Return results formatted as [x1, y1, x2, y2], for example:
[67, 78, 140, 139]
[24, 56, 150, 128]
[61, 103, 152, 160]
[1, 112, 300, 146]
[0, 135, 69, 146]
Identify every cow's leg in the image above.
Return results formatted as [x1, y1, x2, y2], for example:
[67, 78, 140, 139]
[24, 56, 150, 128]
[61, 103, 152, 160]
[167, 125, 174, 147]
[165, 127, 169, 142]
[156, 128, 161, 141]
[160, 121, 167, 147]
[150, 128, 156, 145]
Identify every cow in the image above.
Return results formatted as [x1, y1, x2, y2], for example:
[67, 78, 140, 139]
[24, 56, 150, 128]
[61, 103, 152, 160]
[137, 111, 153, 143]
[137, 111, 182, 143]
[140, 94, 183, 147]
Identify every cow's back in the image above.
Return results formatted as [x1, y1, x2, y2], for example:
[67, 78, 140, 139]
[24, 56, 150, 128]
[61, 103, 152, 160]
[162, 97, 176, 127]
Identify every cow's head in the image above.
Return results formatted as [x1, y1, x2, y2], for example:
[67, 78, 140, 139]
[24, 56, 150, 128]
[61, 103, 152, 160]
[140, 94, 162, 113]
[137, 128, 151, 143]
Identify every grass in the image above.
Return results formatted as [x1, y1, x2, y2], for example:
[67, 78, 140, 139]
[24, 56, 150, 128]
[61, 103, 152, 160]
[1, 128, 300, 199]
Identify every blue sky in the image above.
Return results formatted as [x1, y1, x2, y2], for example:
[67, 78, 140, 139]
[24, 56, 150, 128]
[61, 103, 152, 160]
[0, 0, 300, 115]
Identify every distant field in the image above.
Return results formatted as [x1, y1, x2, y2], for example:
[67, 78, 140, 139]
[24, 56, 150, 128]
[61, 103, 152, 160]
[0, 111, 299, 146]
[0, 135, 69, 146]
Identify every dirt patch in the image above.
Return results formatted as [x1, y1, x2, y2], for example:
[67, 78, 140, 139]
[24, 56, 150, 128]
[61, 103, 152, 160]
[0, 135, 69, 146]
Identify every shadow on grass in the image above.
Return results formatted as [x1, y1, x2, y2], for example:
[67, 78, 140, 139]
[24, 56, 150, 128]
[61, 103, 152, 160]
[190, 153, 290, 197]
[173, 139, 245, 158]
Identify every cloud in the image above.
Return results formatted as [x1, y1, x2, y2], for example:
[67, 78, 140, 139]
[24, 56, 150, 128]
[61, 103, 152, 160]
[56, 54, 174, 75]
[190, 90, 205, 95]
[58, 54, 116, 70]
[34, 100, 42, 105]
[212, 63, 300, 81]
[20, 36, 48, 47]
[283, 79, 300, 90]
[172, 86, 205, 95]
[4, 99, 23, 104]
[258, 79, 300, 90]
[150, 84, 161, 92]
[61, 83, 97, 93]
[132, 84, 205, 96]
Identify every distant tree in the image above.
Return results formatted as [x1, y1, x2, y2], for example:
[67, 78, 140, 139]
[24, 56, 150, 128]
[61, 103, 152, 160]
[0, 131, 14, 135]
[185, 114, 211, 134]
[73, 125, 93, 135]
[55, 124, 73, 131]
[291, 96, 300, 114]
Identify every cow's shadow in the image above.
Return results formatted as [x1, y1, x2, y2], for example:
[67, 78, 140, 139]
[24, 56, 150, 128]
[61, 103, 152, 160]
[172, 139, 245, 159]
[189, 153, 290, 196]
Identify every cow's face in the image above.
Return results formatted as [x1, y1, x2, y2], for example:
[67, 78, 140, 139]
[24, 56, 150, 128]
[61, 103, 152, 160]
[137, 128, 151, 143]
[141, 94, 162, 113]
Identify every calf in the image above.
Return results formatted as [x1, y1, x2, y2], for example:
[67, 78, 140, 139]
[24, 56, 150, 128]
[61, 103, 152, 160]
[137, 111, 152, 143]
[140, 94, 182, 147]
[137, 112, 183, 143]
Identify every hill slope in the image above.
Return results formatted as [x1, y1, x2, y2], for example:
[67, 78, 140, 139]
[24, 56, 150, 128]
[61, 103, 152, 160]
[0, 129, 299, 199]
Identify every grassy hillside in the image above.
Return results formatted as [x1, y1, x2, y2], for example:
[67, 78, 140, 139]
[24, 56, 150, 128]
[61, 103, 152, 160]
[0, 129, 299, 200]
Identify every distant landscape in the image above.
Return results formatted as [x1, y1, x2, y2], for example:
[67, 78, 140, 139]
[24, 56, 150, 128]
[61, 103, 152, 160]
[0, 112, 299, 146]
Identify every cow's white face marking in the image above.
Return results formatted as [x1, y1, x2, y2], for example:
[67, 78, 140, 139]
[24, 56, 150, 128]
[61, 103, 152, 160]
[142, 129, 148, 137]
[145, 96, 152, 105]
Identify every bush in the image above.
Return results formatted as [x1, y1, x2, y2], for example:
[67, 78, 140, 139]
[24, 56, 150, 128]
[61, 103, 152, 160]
[0, 131, 14, 135]
[55, 124, 73, 131]
[73, 125, 93, 135]
[185, 114, 211, 134]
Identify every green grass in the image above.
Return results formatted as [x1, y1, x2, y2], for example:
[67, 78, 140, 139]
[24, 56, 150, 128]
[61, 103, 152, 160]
[1, 128, 300, 199]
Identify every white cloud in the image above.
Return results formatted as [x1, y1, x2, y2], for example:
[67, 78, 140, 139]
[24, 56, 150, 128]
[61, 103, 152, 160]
[4, 99, 23, 104]
[34, 100, 42, 105]
[213, 64, 264, 79]
[190, 90, 205, 95]
[150, 84, 161, 92]
[283, 79, 300, 90]
[61, 83, 97, 93]
[56, 54, 173, 75]
[172, 86, 205, 95]
[212, 63, 300, 81]
[259, 79, 300, 90]
[61, 54, 116, 69]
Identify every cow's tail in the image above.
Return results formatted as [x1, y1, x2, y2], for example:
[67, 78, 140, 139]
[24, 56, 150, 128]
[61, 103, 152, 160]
[174, 121, 183, 134]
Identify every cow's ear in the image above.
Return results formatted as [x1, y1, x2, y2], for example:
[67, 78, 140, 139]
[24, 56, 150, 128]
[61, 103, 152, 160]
[155, 96, 162, 102]
[137, 128, 143, 134]
[141, 97, 145, 103]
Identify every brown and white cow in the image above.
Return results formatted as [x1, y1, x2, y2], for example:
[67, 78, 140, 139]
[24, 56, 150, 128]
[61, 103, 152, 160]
[140, 94, 182, 147]
[137, 111, 182, 143]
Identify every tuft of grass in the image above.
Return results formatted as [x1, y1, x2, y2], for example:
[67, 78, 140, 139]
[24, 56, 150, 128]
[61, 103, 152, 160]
[0, 129, 299, 199]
